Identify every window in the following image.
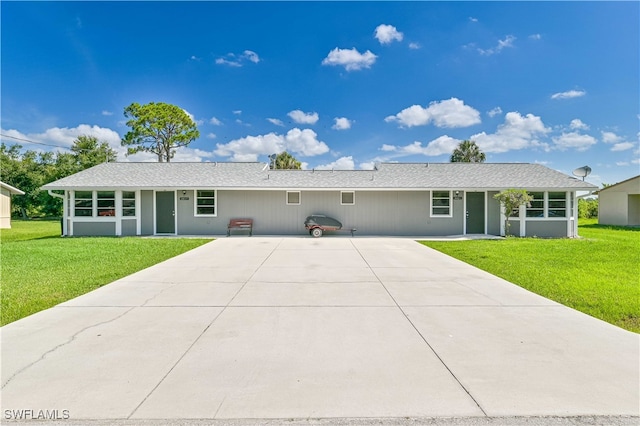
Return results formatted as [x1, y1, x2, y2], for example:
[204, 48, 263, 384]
[548, 192, 566, 218]
[341, 191, 355, 205]
[97, 191, 115, 216]
[122, 191, 136, 217]
[74, 191, 93, 217]
[286, 191, 301, 205]
[431, 191, 451, 216]
[526, 192, 544, 217]
[195, 190, 216, 216]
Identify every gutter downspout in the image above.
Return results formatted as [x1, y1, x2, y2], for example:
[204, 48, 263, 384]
[48, 190, 67, 236]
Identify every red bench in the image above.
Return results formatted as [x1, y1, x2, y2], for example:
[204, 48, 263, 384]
[227, 218, 253, 237]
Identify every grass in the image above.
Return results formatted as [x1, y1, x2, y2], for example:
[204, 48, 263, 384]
[1, 220, 212, 326]
[421, 219, 640, 333]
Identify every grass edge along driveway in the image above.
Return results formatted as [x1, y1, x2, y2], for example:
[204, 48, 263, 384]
[1, 220, 212, 326]
[421, 219, 640, 333]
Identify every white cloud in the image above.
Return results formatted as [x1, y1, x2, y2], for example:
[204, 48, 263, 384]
[374, 24, 403, 44]
[1, 124, 123, 156]
[288, 110, 319, 125]
[210, 117, 223, 126]
[101, 110, 113, 116]
[233, 110, 242, 115]
[611, 142, 634, 152]
[616, 162, 629, 166]
[487, 107, 502, 118]
[189, 55, 201, 61]
[214, 128, 329, 161]
[379, 136, 460, 158]
[385, 98, 481, 128]
[321, 47, 377, 71]
[408, 42, 421, 50]
[469, 17, 478, 23]
[529, 34, 542, 40]
[243, 50, 260, 63]
[332, 117, 352, 130]
[471, 112, 551, 153]
[569, 119, 589, 130]
[267, 118, 284, 126]
[182, 109, 203, 126]
[601, 131, 622, 144]
[206, 133, 216, 139]
[478, 35, 516, 56]
[315, 156, 355, 170]
[216, 50, 261, 67]
[358, 161, 377, 170]
[551, 132, 597, 152]
[551, 90, 586, 100]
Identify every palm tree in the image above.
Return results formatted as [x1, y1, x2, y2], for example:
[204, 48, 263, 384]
[272, 151, 302, 169]
[450, 140, 486, 163]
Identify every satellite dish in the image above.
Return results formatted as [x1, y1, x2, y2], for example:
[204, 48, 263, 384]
[572, 165, 592, 181]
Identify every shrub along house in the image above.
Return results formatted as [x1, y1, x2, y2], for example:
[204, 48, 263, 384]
[42, 162, 597, 238]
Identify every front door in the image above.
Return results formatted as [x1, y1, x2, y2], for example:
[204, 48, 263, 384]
[156, 191, 175, 234]
[466, 192, 485, 234]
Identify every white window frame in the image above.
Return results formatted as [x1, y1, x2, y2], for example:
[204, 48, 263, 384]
[430, 190, 452, 218]
[194, 189, 217, 217]
[525, 191, 568, 219]
[73, 190, 94, 217]
[96, 190, 116, 217]
[121, 190, 137, 218]
[286, 191, 301, 205]
[340, 191, 355, 205]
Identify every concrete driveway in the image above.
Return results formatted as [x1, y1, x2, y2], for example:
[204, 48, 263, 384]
[1, 237, 638, 424]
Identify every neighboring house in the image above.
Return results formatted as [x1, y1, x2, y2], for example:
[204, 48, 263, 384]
[42, 162, 597, 238]
[0, 181, 25, 229]
[598, 175, 640, 226]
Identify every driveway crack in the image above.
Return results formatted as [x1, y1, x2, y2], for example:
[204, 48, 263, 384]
[1, 307, 135, 389]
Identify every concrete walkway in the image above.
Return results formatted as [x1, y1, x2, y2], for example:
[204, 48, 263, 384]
[1, 238, 638, 424]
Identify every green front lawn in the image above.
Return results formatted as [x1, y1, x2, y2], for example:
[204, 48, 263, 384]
[1, 220, 212, 326]
[421, 219, 640, 333]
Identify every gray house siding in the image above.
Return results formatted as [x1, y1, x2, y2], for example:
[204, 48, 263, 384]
[487, 191, 501, 236]
[74, 222, 115, 236]
[526, 221, 567, 238]
[140, 190, 154, 235]
[121, 219, 137, 236]
[172, 189, 465, 236]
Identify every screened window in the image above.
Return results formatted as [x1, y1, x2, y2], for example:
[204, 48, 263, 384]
[341, 191, 355, 205]
[97, 191, 115, 216]
[122, 191, 136, 217]
[195, 190, 216, 216]
[526, 192, 544, 217]
[74, 191, 93, 217]
[431, 191, 451, 216]
[286, 191, 301, 205]
[548, 192, 567, 217]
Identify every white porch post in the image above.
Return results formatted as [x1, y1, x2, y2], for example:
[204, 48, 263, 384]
[519, 201, 526, 237]
[572, 191, 579, 237]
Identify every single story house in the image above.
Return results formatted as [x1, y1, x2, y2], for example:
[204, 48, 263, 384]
[42, 162, 597, 238]
[598, 175, 640, 226]
[0, 181, 25, 229]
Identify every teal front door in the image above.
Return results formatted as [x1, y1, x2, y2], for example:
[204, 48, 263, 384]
[466, 192, 485, 234]
[156, 191, 175, 234]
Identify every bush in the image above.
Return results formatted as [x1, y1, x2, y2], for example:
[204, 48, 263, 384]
[578, 198, 598, 219]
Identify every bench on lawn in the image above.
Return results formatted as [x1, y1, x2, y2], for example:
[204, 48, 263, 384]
[227, 218, 253, 237]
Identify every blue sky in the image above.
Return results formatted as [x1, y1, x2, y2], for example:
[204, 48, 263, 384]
[1, 1, 638, 187]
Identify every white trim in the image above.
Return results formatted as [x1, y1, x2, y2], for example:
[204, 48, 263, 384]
[193, 189, 217, 217]
[519, 200, 526, 237]
[430, 190, 453, 218]
[340, 191, 355, 205]
[286, 191, 301, 205]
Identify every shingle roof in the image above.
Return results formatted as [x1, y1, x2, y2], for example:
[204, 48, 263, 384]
[42, 162, 598, 191]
